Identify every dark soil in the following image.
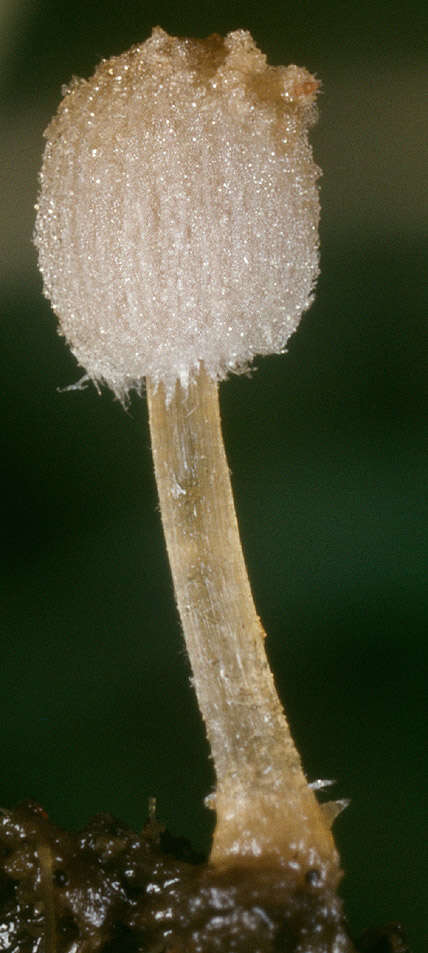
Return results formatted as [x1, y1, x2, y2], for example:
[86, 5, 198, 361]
[0, 801, 411, 953]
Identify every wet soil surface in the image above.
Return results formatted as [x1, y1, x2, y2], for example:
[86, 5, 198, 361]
[0, 801, 411, 953]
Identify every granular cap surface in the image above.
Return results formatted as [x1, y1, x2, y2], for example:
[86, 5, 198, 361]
[34, 27, 320, 399]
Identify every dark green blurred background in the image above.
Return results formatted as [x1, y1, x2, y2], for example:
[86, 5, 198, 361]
[1, 0, 427, 948]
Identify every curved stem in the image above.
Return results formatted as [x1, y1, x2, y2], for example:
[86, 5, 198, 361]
[147, 366, 339, 878]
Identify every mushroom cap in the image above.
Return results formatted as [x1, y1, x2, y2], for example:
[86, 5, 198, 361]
[34, 27, 320, 399]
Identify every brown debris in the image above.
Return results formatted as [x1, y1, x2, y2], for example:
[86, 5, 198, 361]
[0, 799, 399, 953]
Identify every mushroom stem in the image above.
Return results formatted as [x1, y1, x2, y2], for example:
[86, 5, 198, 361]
[147, 366, 339, 877]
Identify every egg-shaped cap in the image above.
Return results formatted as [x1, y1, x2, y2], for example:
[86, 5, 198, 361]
[34, 27, 320, 399]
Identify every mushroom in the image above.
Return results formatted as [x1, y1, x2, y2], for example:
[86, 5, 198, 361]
[34, 26, 343, 895]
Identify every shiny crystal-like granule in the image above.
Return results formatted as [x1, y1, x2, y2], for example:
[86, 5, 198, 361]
[34, 27, 320, 399]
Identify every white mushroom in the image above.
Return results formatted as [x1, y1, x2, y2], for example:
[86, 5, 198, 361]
[34, 27, 341, 886]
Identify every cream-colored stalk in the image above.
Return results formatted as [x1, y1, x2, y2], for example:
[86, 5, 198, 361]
[147, 367, 339, 881]
[34, 27, 340, 884]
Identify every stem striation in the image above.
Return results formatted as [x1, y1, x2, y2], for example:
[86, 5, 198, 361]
[147, 366, 340, 882]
